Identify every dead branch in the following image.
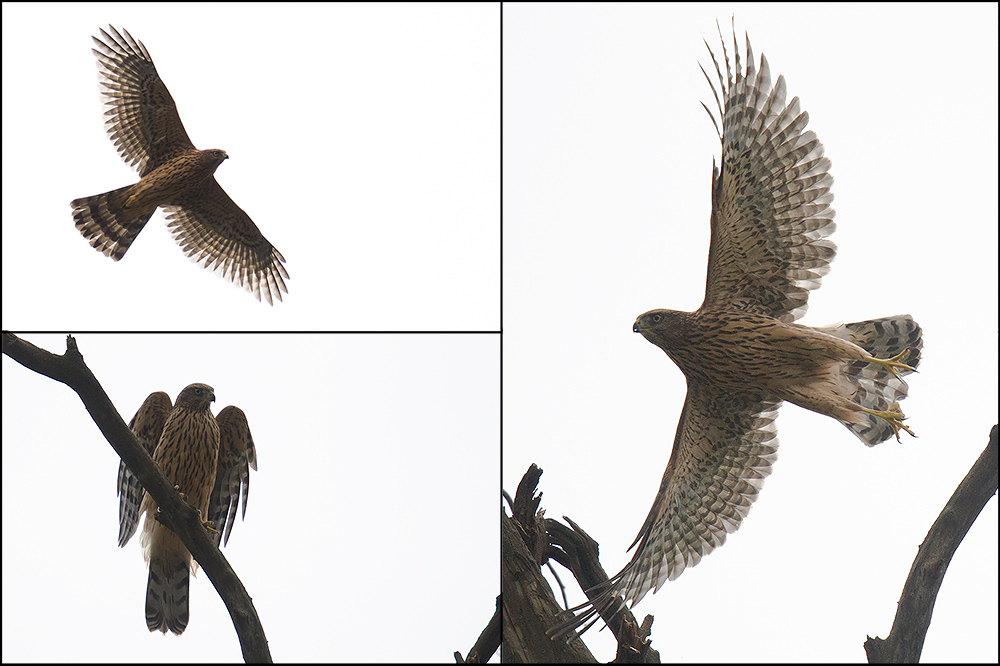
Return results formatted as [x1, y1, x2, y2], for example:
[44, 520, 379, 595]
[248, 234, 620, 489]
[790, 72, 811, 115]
[865, 425, 998, 663]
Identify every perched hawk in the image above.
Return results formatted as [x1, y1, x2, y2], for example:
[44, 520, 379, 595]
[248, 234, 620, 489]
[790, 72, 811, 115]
[118, 383, 258, 635]
[550, 26, 922, 641]
[71, 26, 289, 305]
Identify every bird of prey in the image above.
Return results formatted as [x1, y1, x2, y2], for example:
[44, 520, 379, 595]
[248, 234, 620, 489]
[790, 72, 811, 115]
[118, 384, 257, 635]
[550, 25, 922, 641]
[71, 26, 289, 304]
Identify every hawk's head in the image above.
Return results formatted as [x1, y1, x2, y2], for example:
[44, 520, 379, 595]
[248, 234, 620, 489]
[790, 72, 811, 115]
[176, 383, 216, 410]
[634, 308, 691, 354]
[199, 149, 229, 170]
[633, 309, 671, 337]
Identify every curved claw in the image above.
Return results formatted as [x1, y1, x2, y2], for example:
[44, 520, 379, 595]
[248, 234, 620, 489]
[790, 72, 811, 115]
[196, 508, 218, 534]
[861, 403, 916, 441]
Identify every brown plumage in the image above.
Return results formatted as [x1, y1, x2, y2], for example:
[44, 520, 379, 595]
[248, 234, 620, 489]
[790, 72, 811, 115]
[118, 384, 258, 635]
[71, 26, 288, 304]
[550, 23, 922, 641]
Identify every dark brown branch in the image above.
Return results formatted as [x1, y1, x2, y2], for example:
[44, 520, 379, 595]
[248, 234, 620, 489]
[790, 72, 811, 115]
[455, 595, 501, 663]
[503, 506, 596, 663]
[546, 515, 657, 662]
[503, 464, 659, 663]
[546, 518, 628, 634]
[865, 424, 999, 663]
[2, 332, 271, 663]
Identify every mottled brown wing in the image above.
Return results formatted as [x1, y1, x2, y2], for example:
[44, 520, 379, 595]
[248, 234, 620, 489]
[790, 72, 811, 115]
[208, 406, 257, 547]
[618, 384, 779, 597]
[92, 26, 195, 175]
[118, 391, 172, 547]
[699, 27, 836, 323]
[550, 383, 779, 640]
[163, 178, 289, 305]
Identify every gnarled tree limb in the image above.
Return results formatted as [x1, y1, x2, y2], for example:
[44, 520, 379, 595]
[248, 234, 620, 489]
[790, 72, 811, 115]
[504, 464, 659, 663]
[865, 425, 998, 663]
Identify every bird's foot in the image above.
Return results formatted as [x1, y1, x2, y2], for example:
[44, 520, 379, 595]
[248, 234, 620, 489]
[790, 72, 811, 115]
[197, 509, 217, 534]
[861, 403, 915, 441]
[869, 350, 916, 378]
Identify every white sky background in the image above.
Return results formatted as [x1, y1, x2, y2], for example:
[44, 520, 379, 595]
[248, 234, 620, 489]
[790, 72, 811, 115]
[1, 3, 499, 330]
[2, 333, 499, 662]
[504, 3, 998, 663]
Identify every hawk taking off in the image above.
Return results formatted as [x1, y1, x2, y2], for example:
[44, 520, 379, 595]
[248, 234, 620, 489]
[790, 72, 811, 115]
[118, 384, 258, 635]
[550, 26, 922, 641]
[71, 26, 289, 304]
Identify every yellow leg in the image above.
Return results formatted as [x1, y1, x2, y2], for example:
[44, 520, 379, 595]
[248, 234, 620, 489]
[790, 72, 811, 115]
[868, 349, 916, 379]
[860, 402, 916, 441]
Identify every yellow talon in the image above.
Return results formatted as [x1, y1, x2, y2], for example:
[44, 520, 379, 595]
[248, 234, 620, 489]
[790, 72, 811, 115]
[173, 487, 216, 533]
[197, 509, 218, 534]
[869, 350, 916, 379]
[861, 402, 916, 441]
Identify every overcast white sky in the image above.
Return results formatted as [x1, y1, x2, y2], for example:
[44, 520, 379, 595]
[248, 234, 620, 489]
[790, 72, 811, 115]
[1, 3, 498, 330]
[504, 3, 997, 663]
[3, 333, 498, 661]
[1, 2, 500, 662]
[3, 2, 999, 664]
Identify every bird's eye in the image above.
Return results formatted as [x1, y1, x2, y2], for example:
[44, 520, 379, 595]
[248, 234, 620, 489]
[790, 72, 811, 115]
[194, 388, 202, 395]
[652, 314, 661, 323]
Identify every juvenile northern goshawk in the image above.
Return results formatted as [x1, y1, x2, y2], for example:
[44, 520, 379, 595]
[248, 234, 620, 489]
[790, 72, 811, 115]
[118, 384, 257, 635]
[550, 25, 922, 641]
[71, 26, 289, 304]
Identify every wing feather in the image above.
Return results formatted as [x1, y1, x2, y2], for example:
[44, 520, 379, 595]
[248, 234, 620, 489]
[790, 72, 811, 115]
[550, 383, 779, 640]
[619, 383, 779, 604]
[118, 391, 172, 547]
[92, 26, 196, 175]
[208, 405, 257, 547]
[701, 26, 836, 323]
[163, 179, 289, 305]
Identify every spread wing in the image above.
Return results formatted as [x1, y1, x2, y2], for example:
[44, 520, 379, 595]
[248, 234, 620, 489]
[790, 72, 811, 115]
[92, 25, 196, 175]
[700, 25, 836, 323]
[550, 383, 779, 640]
[118, 391, 172, 547]
[163, 179, 289, 305]
[208, 406, 258, 547]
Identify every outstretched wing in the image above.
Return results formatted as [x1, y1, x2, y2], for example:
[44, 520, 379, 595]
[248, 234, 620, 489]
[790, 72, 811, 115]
[208, 406, 258, 547]
[700, 25, 836, 323]
[91, 26, 196, 175]
[163, 179, 290, 306]
[118, 391, 172, 547]
[550, 383, 779, 640]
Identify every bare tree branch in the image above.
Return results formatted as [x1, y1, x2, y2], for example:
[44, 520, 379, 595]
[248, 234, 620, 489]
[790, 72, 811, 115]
[503, 464, 659, 663]
[864, 424, 998, 663]
[454, 595, 501, 663]
[2, 332, 271, 663]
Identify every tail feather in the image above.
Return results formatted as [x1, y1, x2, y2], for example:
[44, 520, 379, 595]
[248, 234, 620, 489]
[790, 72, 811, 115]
[141, 512, 192, 635]
[70, 185, 155, 260]
[145, 549, 190, 635]
[824, 314, 923, 369]
[847, 359, 907, 412]
[823, 315, 923, 446]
